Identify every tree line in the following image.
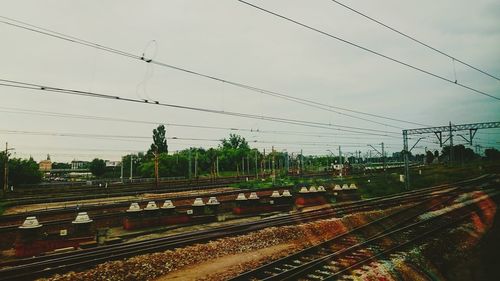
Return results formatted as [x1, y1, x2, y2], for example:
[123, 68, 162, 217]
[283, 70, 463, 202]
[2, 124, 500, 185]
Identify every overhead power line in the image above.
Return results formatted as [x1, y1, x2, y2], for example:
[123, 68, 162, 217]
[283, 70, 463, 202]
[0, 15, 430, 127]
[0, 78, 401, 137]
[329, 0, 500, 82]
[0, 106, 402, 140]
[236, 0, 500, 101]
[0, 129, 404, 147]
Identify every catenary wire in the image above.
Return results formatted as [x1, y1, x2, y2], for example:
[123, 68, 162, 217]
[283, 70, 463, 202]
[0, 106, 405, 140]
[328, 0, 500, 81]
[236, 0, 500, 101]
[0, 15, 432, 127]
[0, 78, 403, 136]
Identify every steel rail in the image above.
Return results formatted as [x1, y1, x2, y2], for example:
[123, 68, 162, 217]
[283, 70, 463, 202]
[234, 189, 498, 280]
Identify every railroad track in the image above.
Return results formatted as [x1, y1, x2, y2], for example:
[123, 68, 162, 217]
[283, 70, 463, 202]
[231, 189, 499, 281]
[5, 173, 331, 205]
[1, 173, 488, 227]
[4, 179, 252, 206]
[0, 187, 264, 227]
[0, 176, 470, 233]
[0, 171, 476, 230]
[0, 175, 495, 280]
[0, 178, 469, 253]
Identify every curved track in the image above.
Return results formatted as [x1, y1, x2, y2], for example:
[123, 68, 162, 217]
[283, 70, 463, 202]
[0, 175, 495, 281]
[232, 184, 498, 280]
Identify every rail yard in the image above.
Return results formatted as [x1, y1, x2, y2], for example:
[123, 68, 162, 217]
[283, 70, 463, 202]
[0, 173, 498, 280]
[1, 1, 499, 280]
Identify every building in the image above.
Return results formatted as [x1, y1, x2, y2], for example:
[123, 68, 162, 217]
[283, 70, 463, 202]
[105, 160, 121, 167]
[39, 154, 52, 172]
[71, 160, 89, 170]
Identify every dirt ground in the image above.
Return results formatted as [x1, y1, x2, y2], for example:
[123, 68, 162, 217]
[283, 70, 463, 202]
[155, 243, 296, 281]
[37, 207, 397, 281]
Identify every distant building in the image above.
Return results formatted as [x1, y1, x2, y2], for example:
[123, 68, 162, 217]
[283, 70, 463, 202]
[105, 160, 121, 167]
[39, 154, 52, 172]
[71, 160, 89, 170]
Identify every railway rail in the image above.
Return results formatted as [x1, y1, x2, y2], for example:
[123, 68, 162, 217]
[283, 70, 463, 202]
[0, 175, 477, 233]
[231, 190, 499, 280]
[0, 173, 488, 226]
[3, 172, 332, 206]
[0, 174, 495, 280]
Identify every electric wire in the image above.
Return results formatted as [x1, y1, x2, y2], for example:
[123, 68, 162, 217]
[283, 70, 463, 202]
[0, 15, 432, 127]
[0, 106, 407, 141]
[329, 0, 500, 82]
[0, 78, 403, 137]
[236, 0, 500, 101]
[0, 129, 404, 147]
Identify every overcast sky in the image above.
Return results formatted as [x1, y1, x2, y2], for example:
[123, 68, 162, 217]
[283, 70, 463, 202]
[1, 0, 499, 162]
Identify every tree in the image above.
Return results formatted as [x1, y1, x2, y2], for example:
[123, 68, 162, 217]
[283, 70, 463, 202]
[1, 156, 42, 186]
[485, 148, 500, 161]
[148, 125, 168, 156]
[221, 134, 249, 150]
[89, 158, 106, 177]
[425, 151, 435, 164]
[433, 150, 439, 158]
[206, 148, 218, 178]
[441, 145, 477, 163]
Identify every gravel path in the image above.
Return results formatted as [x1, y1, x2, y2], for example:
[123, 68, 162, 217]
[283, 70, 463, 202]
[39, 206, 403, 281]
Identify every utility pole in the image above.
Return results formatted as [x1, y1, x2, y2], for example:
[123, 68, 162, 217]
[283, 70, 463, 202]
[129, 154, 133, 181]
[154, 149, 159, 188]
[338, 146, 342, 165]
[263, 149, 266, 175]
[272, 146, 276, 184]
[449, 121, 454, 164]
[403, 130, 410, 190]
[216, 155, 219, 178]
[247, 156, 250, 175]
[300, 149, 304, 174]
[284, 152, 289, 174]
[254, 150, 258, 179]
[120, 156, 124, 183]
[381, 142, 386, 171]
[241, 158, 245, 176]
[194, 152, 198, 178]
[3, 142, 14, 196]
[188, 149, 192, 180]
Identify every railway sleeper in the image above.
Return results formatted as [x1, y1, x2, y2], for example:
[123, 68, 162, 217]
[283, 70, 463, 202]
[323, 264, 340, 272]
[306, 273, 325, 280]
[282, 263, 296, 269]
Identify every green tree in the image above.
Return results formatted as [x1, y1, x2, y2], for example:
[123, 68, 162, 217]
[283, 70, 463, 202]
[441, 145, 477, 163]
[425, 151, 435, 164]
[221, 134, 249, 150]
[0, 152, 5, 184]
[89, 158, 106, 177]
[206, 148, 218, 177]
[433, 150, 439, 158]
[122, 153, 145, 178]
[148, 125, 168, 156]
[1, 155, 42, 186]
[484, 148, 500, 161]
